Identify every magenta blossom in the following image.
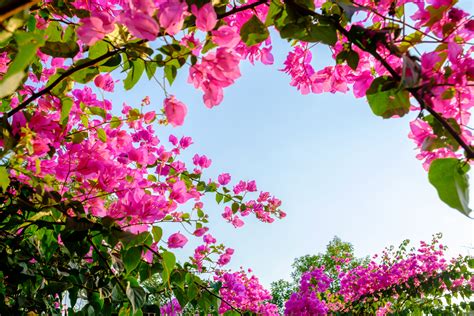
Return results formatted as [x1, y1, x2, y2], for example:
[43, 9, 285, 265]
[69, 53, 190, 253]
[164, 95, 187, 127]
[94, 74, 115, 92]
[167, 232, 188, 248]
[218, 173, 231, 185]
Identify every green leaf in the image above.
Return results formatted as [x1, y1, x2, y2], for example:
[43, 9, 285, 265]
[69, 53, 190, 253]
[70, 63, 99, 84]
[60, 97, 73, 126]
[145, 62, 157, 80]
[164, 64, 177, 86]
[0, 166, 10, 192]
[0, 31, 45, 98]
[240, 15, 269, 46]
[40, 41, 79, 58]
[422, 115, 461, 152]
[162, 251, 176, 282]
[48, 69, 73, 96]
[89, 106, 107, 119]
[278, 18, 337, 45]
[366, 76, 410, 118]
[8, 32, 44, 75]
[123, 247, 142, 273]
[337, 0, 364, 21]
[45, 21, 63, 41]
[215, 192, 224, 204]
[398, 31, 424, 53]
[231, 202, 239, 214]
[428, 158, 471, 217]
[89, 40, 109, 59]
[346, 50, 359, 70]
[110, 116, 122, 129]
[97, 128, 107, 142]
[124, 59, 145, 90]
[125, 282, 146, 314]
[307, 24, 337, 45]
[0, 71, 25, 98]
[152, 226, 162, 243]
[336, 49, 359, 70]
[99, 53, 122, 72]
[265, 0, 284, 26]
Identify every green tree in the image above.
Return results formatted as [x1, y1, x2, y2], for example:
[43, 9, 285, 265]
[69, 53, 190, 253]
[271, 236, 369, 312]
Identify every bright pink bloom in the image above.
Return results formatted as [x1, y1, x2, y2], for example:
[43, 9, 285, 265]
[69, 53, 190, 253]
[164, 96, 187, 127]
[121, 12, 159, 41]
[217, 253, 232, 265]
[191, 3, 217, 32]
[144, 111, 156, 123]
[203, 234, 216, 244]
[193, 227, 208, 237]
[169, 134, 178, 145]
[212, 25, 241, 48]
[94, 74, 115, 92]
[232, 216, 245, 228]
[158, 0, 189, 35]
[192, 154, 212, 168]
[77, 12, 115, 45]
[0, 52, 10, 73]
[218, 173, 231, 185]
[168, 232, 188, 248]
[188, 48, 241, 107]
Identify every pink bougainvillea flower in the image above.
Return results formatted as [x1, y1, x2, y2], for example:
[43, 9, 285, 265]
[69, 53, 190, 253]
[168, 232, 188, 248]
[164, 95, 187, 127]
[217, 253, 232, 265]
[94, 74, 115, 92]
[232, 216, 245, 228]
[121, 12, 159, 41]
[77, 12, 115, 45]
[0, 52, 9, 74]
[218, 173, 231, 185]
[193, 227, 209, 237]
[212, 25, 241, 48]
[157, 0, 189, 35]
[191, 3, 217, 32]
[188, 48, 241, 107]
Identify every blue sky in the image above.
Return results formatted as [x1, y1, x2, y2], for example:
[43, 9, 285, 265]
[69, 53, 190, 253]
[112, 10, 474, 288]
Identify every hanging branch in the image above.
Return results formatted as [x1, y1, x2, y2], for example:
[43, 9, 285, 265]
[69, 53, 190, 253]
[285, 0, 474, 160]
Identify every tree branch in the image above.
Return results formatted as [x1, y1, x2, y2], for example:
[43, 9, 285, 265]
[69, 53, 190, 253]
[6, 47, 125, 119]
[286, 0, 474, 159]
[218, 0, 269, 19]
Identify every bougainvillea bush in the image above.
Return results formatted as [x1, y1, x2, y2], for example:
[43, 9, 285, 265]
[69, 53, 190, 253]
[276, 235, 473, 315]
[0, 0, 472, 314]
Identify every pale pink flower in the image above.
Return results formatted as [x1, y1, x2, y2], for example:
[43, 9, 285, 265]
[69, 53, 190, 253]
[212, 25, 241, 48]
[121, 12, 159, 41]
[191, 3, 217, 32]
[77, 12, 115, 45]
[158, 0, 189, 35]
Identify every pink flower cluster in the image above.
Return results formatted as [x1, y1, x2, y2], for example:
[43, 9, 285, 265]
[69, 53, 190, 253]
[215, 269, 279, 315]
[221, 189, 285, 228]
[160, 298, 182, 316]
[284, 268, 331, 315]
[338, 240, 449, 302]
[188, 48, 241, 108]
[6, 43, 284, 275]
[285, 237, 473, 315]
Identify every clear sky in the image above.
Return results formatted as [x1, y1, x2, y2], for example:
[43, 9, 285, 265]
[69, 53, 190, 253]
[111, 8, 474, 288]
